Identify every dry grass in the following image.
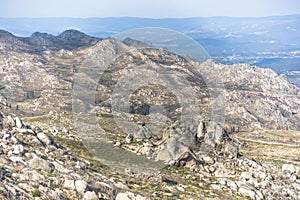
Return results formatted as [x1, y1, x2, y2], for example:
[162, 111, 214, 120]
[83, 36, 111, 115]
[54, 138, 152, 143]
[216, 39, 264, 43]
[233, 130, 300, 165]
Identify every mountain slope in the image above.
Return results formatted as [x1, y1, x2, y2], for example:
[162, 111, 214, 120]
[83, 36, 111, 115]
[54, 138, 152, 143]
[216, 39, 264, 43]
[0, 30, 299, 132]
[75, 38, 300, 132]
[0, 30, 300, 200]
[0, 29, 101, 52]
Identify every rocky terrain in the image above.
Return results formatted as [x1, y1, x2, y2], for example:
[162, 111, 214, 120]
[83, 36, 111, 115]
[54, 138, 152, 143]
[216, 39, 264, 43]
[0, 30, 299, 131]
[1, 113, 300, 199]
[0, 30, 300, 199]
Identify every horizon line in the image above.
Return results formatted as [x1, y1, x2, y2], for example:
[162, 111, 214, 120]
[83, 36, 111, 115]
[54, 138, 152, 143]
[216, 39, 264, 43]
[1, 14, 300, 20]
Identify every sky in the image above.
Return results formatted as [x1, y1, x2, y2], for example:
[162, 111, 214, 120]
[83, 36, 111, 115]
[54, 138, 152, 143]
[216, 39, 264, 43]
[0, 0, 299, 18]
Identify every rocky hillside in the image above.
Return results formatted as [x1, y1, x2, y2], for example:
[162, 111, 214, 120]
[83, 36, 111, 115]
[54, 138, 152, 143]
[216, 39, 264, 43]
[1, 112, 300, 200]
[0, 29, 101, 53]
[0, 30, 298, 134]
[75, 38, 300, 132]
[0, 30, 300, 199]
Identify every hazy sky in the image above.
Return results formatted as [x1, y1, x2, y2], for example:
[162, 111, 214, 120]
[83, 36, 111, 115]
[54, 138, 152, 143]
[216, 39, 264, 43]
[1, 0, 299, 18]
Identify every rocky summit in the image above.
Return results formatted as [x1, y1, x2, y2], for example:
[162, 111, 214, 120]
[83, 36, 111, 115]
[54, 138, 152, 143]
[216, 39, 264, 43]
[0, 30, 300, 199]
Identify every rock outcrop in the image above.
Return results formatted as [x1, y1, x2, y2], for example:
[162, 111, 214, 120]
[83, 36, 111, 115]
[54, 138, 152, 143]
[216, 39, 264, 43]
[0, 114, 148, 200]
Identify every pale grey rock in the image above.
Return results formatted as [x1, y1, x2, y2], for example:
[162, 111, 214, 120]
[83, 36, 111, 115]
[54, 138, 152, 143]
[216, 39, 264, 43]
[15, 116, 23, 129]
[29, 157, 55, 173]
[227, 180, 238, 192]
[12, 144, 24, 155]
[210, 183, 222, 191]
[202, 156, 214, 165]
[203, 120, 227, 146]
[239, 172, 256, 184]
[135, 128, 146, 142]
[17, 183, 33, 193]
[75, 180, 88, 194]
[49, 189, 65, 200]
[15, 128, 31, 134]
[63, 179, 76, 190]
[258, 180, 272, 189]
[290, 174, 298, 183]
[114, 141, 121, 147]
[196, 121, 205, 139]
[292, 181, 300, 191]
[37, 132, 53, 146]
[51, 161, 73, 173]
[3, 133, 10, 140]
[218, 178, 227, 186]
[157, 136, 190, 163]
[238, 182, 263, 200]
[8, 156, 27, 166]
[214, 166, 232, 178]
[25, 170, 45, 183]
[75, 160, 86, 170]
[83, 191, 98, 200]
[4, 115, 15, 128]
[116, 192, 147, 200]
[125, 133, 133, 144]
[282, 164, 296, 176]
[10, 136, 20, 145]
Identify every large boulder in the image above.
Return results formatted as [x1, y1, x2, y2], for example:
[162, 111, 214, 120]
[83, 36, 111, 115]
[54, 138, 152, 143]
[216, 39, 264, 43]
[15, 116, 23, 129]
[157, 120, 238, 166]
[37, 132, 53, 146]
[2, 115, 15, 129]
[197, 120, 238, 158]
[29, 157, 55, 173]
[197, 120, 228, 146]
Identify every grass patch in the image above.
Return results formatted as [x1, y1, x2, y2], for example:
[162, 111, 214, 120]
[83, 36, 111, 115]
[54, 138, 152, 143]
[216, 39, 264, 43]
[51, 135, 109, 174]
[32, 188, 41, 197]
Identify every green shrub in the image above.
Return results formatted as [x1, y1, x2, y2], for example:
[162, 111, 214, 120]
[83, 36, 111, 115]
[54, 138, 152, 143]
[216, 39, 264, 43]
[32, 188, 41, 197]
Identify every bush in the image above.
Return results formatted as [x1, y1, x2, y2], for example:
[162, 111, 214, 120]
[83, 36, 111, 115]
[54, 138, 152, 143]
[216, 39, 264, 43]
[32, 188, 41, 197]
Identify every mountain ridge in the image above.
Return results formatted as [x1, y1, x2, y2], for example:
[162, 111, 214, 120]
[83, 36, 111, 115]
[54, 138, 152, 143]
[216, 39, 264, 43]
[0, 29, 102, 52]
[0, 30, 299, 132]
[0, 29, 300, 200]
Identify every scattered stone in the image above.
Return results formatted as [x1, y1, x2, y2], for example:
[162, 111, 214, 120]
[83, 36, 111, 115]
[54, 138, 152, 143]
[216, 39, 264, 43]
[282, 164, 296, 177]
[238, 183, 264, 200]
[83, 191, 98, 200]
[29, 157, 55, 173]
[50, 127, 59, 135]
[114, 141, 121, 147]
[12, 144, 24, 155]
[75, 180, 88, 194]
[125, 134, 133, 144]
[292, 181, 300, 191]
[15, 117, 23, 129]
[196, 121, 205, 139]
[4, 115, 15, 128]
[64, 179, 76, 190]
[116, 192, 147, 200]
[37, 132, 53, 146]
[203, 156, 215, 165]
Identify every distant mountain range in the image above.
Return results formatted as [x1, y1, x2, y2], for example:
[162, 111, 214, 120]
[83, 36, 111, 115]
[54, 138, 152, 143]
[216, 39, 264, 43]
[0, 16, 299, 77]
[0, 29, 101, 52]
[1, 15, 299, 87]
